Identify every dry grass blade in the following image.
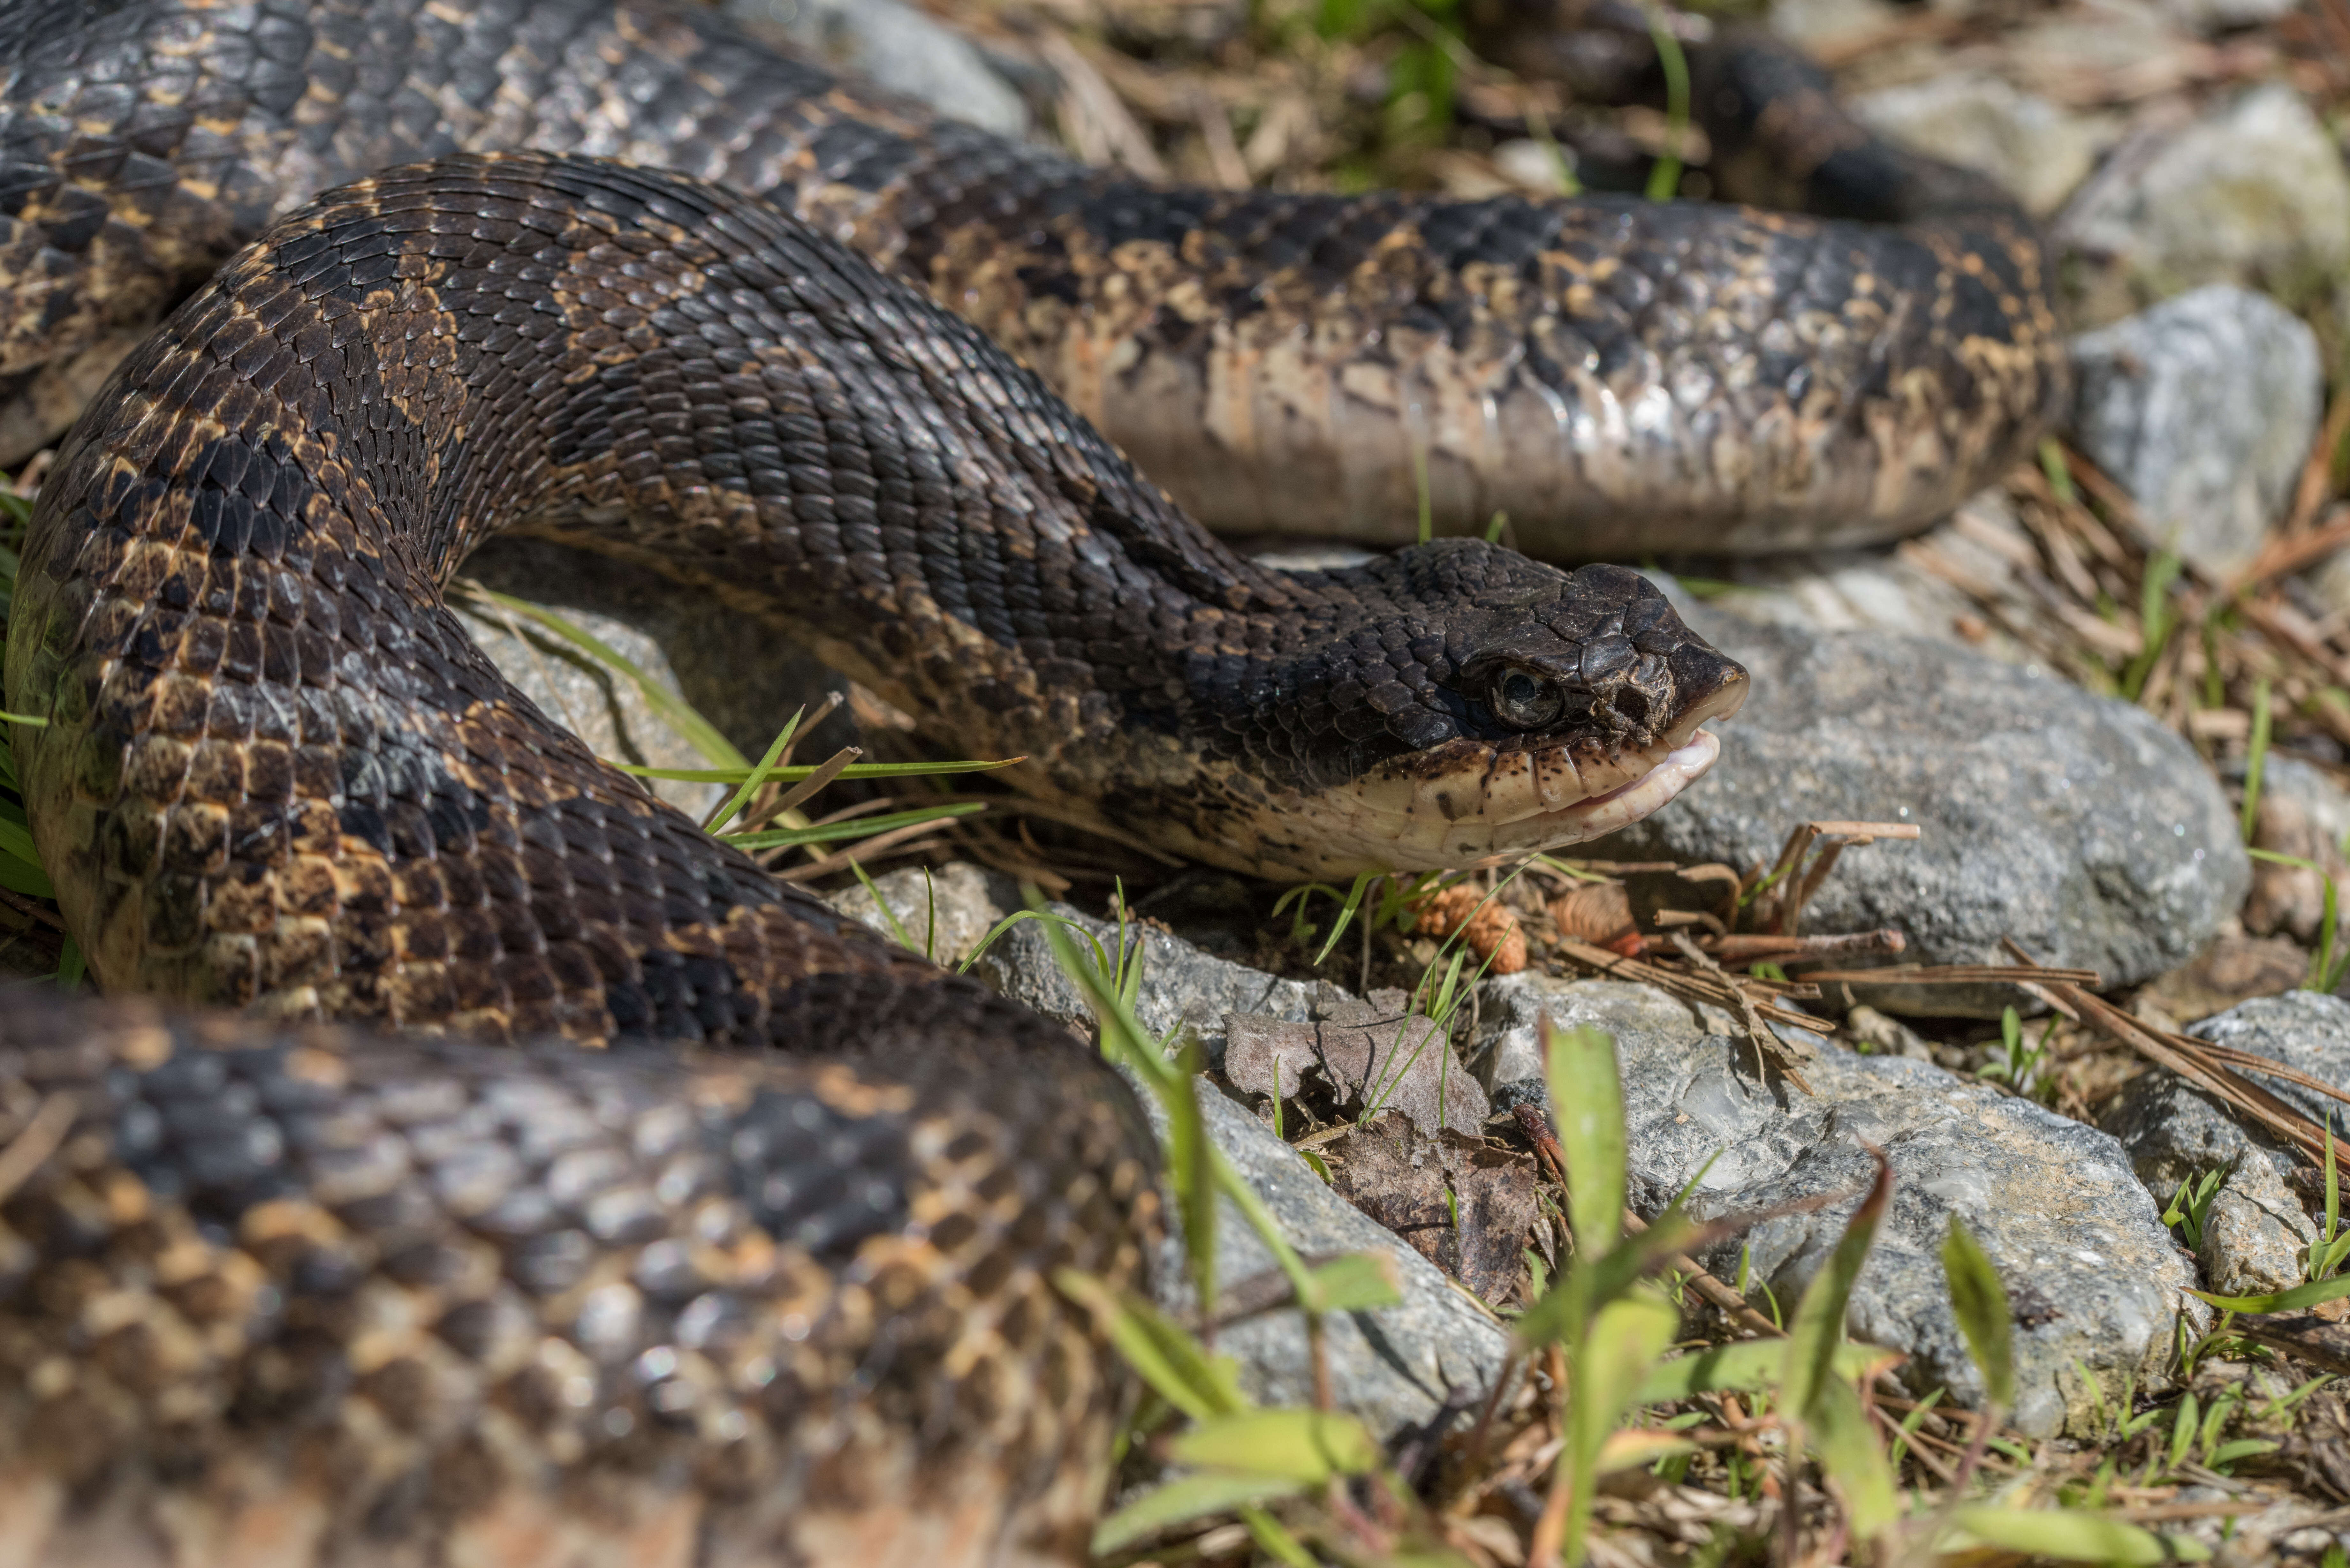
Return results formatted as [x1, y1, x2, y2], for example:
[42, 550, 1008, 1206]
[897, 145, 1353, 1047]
[1671, 931, 1815, 1093]
[1747, 821, 1922, 938]
[1040, 32, 1167, 177]
[2003, 939, 2338, 1162]
[0, 1094, 75, 1205]
[1704, 931, 1907, 963]
[1798, 963, 2101, 986]
[2219, 1312, 2350, 1376]
[1554, 937, 1834, 1039]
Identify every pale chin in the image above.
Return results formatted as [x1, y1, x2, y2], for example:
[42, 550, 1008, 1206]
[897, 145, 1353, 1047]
[1545, 729, 1722, 842]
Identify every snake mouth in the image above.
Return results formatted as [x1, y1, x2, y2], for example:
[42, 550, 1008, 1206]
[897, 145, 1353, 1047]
[1235, 665, 1746, 878]
[1524, 728, 1723, 840]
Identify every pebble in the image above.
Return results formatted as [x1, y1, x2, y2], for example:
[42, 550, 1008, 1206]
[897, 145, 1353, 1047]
[1478, 975, 2197, 1436]
[2103, 992, 2350, 1299]
[827, 868, 1515, 1436]
[2067, 285, 2325, 579]
[1849, 72, 2103, 216]
[2230, 756, 2350, 947]
[722, 0, 1032, 139]
[2058, 83, 2350, 328]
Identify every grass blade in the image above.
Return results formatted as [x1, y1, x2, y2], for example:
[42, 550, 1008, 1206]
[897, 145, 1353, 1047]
[1543, 1022, 1625, 1258]
[1090, 1476, 1308, 1555]
[1168, 1409, 1380, 1482]
[720, 802, 984, 850]
[1781, 1149, 1892, 1421]
[1051, 1269, 1246, 1422]
[1943, 1215, 2016, 1410]
[455, 583, 747, 769]
[1947, 1506, 2210, 1564]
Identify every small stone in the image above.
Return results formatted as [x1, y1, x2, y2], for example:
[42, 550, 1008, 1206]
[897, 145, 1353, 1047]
[1585, 607, 2250, 1015]
[1482, 976, 2194, 1435]
[1491, 138, 1577, 194]
[967, 899, 1322, 1068]
[459, 601, 722, 820]
[2133, 932, 2312, 1030]
[2067, 285, 2325, 579]
[824, 862, 1017, 968]
[1144, 1083, 1515, 1437]
[2103, 993, 2350, 1299]
[722, 0, 1031, 139]
[2059, 84, 2350, 328]
[2233, 756, 2350, 945]
[1849, 72, 2103, 216]
[1845, 1006, 1937, 1062]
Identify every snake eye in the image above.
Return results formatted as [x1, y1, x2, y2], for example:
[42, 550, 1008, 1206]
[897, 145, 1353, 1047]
[1487, 667, 1565, 730]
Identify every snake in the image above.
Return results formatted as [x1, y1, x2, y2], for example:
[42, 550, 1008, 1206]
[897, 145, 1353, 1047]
[0, 0, 2064, 1560]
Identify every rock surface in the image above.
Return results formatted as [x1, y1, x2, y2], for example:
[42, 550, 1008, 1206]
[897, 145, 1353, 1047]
[466, 537, 857, 774]
[1850, 72, 2102, 216]
[723, 0, 1032, 138]
[2103, 992, 2350, 1299]
[458, 597, 723, 820]
[827, 867, 1514, 1435]
[826, 861, 1019, 969]
[2058, 83, 2350, 326]
[2067, 285, 2324, 578]
[2233, 756, 2350, 946]
[1148, 1086, 1516, 1436]
[1585, 607, 2250, 1013]
[1483, 976, 2196, 1436]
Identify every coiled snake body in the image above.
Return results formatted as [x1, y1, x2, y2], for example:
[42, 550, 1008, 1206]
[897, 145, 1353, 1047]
[0, 1, 2053, 1561]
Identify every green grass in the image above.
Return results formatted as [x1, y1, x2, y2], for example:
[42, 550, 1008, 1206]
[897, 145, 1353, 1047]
[1061, 991, 2220, 1564]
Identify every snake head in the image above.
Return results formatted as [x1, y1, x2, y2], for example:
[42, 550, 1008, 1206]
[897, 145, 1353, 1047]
[1191, 545, 1747, 878]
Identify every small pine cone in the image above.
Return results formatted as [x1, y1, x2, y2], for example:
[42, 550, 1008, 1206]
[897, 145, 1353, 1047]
[1415, 882, 1528, 975]
[1548, 882, 1640, 953]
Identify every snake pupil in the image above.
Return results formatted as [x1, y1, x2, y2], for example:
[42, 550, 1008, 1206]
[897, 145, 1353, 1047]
[1491, 668, 1564, 730]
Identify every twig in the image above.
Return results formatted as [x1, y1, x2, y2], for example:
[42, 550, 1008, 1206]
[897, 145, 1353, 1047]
[0, 886, 67, 934]
[1672, 931, 1814, 1094]
[2003, 938, 2336, 1162]
[1704, 930, 1907, 963]
[1552, 938, 1834, 1037]
[0, 1094, 74, 1205]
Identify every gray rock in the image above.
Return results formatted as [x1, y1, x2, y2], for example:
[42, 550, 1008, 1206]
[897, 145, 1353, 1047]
[2102, 993, 2350, 1298]
[723, 0, 1031, 139]
[2058, 84, 2350, 326]
[826, 861, 1018, 968]
[1849, 72, 2103, 217]
[1145, 1084, 1515, 1438]
[936, 884, 1514, 1435]
[2068, 285, 2324, 579]
[1694, 491, 2035, 666]
[458, 598, 724, 820]
[1586, 608, 2250, 1014]
[466, 536, 857, 774]
[1488, 976, 2195, 1436]
[2232, 755, 2350, 946]
[968, 900, 1324, 1068]
[1226, 999, 1490, 1139]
